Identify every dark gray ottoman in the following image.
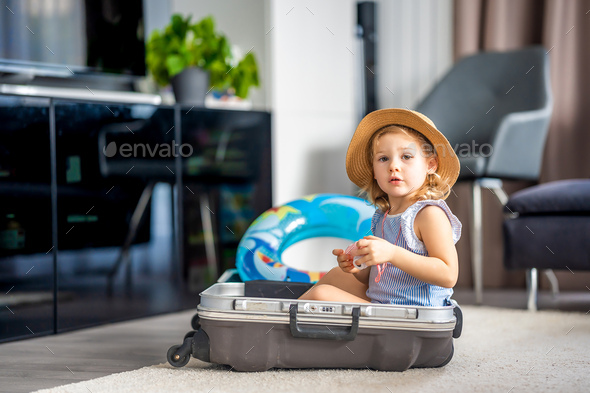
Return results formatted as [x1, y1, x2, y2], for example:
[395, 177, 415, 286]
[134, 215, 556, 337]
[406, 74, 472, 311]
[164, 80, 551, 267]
[503, 179, 590, 310]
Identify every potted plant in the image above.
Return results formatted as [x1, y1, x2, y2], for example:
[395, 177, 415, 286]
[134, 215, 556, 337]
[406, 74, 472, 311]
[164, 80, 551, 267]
[146, 14, 260, 105]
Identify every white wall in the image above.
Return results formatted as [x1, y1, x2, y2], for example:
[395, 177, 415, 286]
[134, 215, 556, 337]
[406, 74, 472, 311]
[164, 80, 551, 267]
[269, 0, 358, 205]
[144, 0, 171, 37]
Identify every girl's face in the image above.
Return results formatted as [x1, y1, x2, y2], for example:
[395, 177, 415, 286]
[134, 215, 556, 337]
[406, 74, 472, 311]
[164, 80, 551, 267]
[372, 131, 437, 203]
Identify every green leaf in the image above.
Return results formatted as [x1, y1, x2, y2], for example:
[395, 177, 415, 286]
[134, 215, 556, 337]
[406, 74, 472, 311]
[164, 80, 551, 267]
[230, 53, 259, 98]
[170, 14, 190, 39]
[166, 55, 186, 77]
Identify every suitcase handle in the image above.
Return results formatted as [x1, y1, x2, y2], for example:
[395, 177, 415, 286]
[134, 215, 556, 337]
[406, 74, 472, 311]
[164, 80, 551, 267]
[289, 305, 360, 341]
[448, 299, 462, 339]
[452, 303, 463, 339]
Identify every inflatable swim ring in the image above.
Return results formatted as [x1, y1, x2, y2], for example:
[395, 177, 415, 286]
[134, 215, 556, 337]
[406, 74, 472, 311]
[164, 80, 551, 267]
[236, 193, 375, 283]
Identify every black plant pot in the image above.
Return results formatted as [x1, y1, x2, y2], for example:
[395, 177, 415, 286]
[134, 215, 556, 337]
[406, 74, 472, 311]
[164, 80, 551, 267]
[170, 67, 210, 106]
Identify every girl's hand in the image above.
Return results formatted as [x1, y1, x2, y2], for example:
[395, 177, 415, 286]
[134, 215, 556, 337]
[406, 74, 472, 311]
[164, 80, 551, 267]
[332, 248, 360, 274]
[353, 236, 396, 267]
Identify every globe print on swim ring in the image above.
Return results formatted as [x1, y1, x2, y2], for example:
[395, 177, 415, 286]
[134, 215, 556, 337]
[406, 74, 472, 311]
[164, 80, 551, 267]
[236, 193, 375, 283]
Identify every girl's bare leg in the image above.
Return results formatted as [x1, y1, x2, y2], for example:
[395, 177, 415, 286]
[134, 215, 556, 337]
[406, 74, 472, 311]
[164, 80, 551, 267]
[300, 284, 371, 303]
[299, 267, 370, 301]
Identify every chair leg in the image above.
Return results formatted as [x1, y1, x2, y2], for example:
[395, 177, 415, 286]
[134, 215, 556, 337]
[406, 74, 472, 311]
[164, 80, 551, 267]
[107, 181, 155, 296]
[470, 178, 509, 305]
[199, 192, 219, 280]
[478, 178, 508, 206]
[490, 186, 508, 206]
[471, 181, 483, 304]
[544, 269, 560, 299]
[526, 268, 538, 311]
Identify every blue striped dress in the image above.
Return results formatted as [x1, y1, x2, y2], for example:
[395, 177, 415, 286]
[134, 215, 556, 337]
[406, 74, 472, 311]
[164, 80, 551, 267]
[365, 199, 462, 307]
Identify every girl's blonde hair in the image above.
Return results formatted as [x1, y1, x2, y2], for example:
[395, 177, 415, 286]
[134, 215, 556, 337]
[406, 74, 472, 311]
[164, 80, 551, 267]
[358, 125, 452, 212]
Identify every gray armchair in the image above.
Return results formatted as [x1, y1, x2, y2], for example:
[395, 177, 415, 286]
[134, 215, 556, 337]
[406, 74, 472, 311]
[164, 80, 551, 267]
[416, 46, 553, 304]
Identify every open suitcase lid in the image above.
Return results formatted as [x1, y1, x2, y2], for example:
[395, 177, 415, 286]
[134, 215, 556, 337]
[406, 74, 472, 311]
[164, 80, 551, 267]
[197, 282, 459, 334]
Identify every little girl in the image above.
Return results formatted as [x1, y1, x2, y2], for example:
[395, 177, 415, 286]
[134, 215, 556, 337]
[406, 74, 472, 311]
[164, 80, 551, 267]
[299, 108, 462, 307]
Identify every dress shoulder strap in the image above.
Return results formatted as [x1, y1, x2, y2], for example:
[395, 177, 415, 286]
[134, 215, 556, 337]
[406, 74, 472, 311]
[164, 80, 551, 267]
[399, 199, 462, 252]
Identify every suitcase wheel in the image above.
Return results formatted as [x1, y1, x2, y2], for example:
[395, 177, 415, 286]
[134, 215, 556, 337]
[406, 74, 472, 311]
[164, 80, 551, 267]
[167, 344, 190, 368]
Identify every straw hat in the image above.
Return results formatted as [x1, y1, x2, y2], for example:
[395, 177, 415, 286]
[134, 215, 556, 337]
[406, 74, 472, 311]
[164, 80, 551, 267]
[346, 108, 460, 190]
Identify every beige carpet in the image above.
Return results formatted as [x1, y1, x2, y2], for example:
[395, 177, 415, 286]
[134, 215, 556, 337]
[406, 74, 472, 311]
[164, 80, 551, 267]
[34, 306, 590, 393]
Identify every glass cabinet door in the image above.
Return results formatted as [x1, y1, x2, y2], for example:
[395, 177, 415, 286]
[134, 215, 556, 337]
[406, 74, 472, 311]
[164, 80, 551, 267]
[0, 96, 53, 342]
[181, 108, 272, 289]
[53, 100, 191, 332]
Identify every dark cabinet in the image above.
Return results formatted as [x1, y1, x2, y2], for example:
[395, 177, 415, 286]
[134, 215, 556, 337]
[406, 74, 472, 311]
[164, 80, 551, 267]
[0, 95, 272, 342]
[0, 96, 54, 340]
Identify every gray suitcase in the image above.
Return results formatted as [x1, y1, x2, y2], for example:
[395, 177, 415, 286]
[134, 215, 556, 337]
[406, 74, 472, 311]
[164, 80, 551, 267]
[167, 281, 463, 371]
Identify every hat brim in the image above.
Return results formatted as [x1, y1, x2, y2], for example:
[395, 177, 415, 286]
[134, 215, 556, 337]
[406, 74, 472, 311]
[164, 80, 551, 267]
[346, 108, 460, 191]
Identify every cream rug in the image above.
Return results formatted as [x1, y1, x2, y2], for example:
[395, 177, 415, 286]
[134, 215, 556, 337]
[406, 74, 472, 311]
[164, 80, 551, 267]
[34, 306, 590, 393]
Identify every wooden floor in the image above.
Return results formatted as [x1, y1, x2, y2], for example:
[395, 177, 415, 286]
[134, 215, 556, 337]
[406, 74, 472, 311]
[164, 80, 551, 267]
[0, 308, 195, 393]
[1, 288, 589, 393]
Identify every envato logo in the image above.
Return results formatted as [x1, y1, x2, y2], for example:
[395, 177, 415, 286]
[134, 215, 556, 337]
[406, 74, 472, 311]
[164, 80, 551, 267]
[102, 141, 193, 158]
[451, 141, 493, 158]
[413, 141, 494, 158]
